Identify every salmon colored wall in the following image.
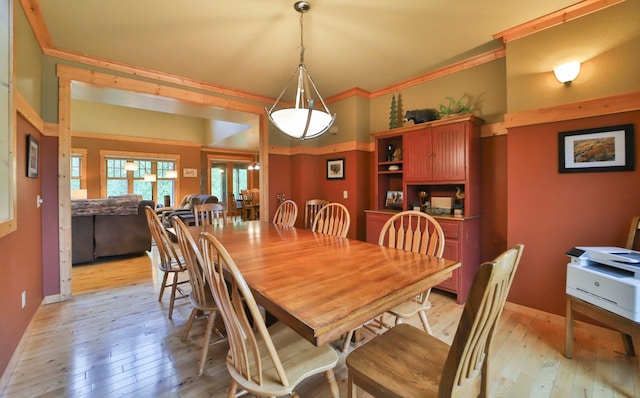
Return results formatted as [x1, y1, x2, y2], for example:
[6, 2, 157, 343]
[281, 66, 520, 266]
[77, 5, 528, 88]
[507, 111, 640, 316]
[71, 136, 202, 201]
[480, 135, 508, 263]
[41, 135, 60, 296]
[268, 154, 293, 221]
[0, 115, 44, 374]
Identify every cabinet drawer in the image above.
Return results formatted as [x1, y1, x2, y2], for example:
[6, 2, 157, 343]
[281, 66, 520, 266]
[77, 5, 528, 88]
[439, 221, 460, 240]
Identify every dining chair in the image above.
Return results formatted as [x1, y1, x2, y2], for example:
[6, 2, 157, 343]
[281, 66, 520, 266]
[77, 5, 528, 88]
[341, 210, 444, 352]
[143, 206, 189, 319]
[193, 202, 226, 226]
[626, 216, 640, 250]
[227, 192, 242, 223]
[272, 199, 298, 226]
[346, 244, 524, 398]
[241, 190, 256, 221]
[199, 231, 340, 397]
[311, 202, 350, 238]
[304, 199, 329, 229]
[378, 210, 445, 334]
[171, 216, 225, 375]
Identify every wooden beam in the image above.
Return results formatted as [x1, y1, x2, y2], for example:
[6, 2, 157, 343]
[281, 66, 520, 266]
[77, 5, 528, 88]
[504, 91, 640, 128]
[15, 91, 44, 133]
[494, 0, 627, 44]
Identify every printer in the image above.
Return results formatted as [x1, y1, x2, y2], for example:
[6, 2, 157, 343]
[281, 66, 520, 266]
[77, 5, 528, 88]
[566, 246, 640, 322]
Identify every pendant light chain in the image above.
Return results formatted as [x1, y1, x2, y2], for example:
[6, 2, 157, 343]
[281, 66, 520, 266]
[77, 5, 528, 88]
[299, 11, 305, 65]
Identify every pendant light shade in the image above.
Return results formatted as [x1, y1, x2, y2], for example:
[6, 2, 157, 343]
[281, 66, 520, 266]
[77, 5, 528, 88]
[124, 161, 138, 171]
[266, 1, 335, 140]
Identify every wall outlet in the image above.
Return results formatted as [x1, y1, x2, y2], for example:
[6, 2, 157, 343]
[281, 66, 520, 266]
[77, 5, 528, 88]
[343, 190, 348, 199]
[21, 291, 26, 309]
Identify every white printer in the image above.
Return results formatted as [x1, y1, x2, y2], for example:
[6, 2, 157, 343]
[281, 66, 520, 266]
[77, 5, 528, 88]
[566, 246, 640, 322]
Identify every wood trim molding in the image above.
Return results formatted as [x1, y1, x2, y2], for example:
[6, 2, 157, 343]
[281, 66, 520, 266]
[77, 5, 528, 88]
[269, 140, 374, 156]
[56, 65, 266, 115]
[15, 91, 44, 133]
[493, 0, 626, 44]
[325, 88, 372, 104]
[71, 130, 203, 148]
[481, 122, 507, 137]
[369, 48, 506, 99]
[504, 91, 640, 128]
[18, 0, 52, 48]
[44, 122, 58, 136]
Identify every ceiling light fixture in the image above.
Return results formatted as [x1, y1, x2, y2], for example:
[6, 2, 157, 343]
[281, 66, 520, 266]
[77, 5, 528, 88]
[166, 170, 178, 179]
[124, 161, 138, 171]
[248, 153, 260, 171]
[144, 173, 157, 182]
[266, 1, 336, 140]
[553, 61, 581, 86]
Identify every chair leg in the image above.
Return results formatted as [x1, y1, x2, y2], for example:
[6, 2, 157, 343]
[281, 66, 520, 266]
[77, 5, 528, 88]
[342, 330, 354, 353]
[197, 310, 215, 376]
[158, 270, 169, 301]
[348, 371, 356, 398]
[168, 272, 179, 319]
[182, 308, 198, 342]
[418, 310, 433, 335]
[325, 369, 340, 398]
[227, 380, 238, 398]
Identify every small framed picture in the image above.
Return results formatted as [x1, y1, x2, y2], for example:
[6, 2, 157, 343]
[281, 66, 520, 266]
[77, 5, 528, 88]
[183, 168, 198, 178]
[558, 124, 634, 173]
[27, 134, 39, 179]
[327, 158, 345, 180]
[385, 190, 403, 210]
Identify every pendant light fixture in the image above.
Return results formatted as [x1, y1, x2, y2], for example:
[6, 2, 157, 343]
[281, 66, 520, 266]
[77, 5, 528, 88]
[266, 1, 336, 140]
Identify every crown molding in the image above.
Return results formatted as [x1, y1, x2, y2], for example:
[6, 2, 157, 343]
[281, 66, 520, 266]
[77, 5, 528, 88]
[493, 0, 626, 44]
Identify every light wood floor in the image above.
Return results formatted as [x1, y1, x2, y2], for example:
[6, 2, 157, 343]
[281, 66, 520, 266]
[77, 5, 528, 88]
[1, 247, 638, 397]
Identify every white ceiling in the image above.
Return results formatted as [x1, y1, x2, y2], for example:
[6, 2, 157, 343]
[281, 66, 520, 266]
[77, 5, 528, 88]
[38, 0, 579, 147]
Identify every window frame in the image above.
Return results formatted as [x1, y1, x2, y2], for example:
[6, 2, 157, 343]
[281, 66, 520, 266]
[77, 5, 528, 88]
[100, 150, 180, 202]
[70, 148, 87, 191]
[0, 0, 15, 238]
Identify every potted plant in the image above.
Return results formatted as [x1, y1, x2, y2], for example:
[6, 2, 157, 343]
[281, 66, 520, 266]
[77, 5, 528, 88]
[438, 95, 471, 118]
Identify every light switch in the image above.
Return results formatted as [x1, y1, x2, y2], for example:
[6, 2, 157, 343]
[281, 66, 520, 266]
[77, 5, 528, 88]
[37, 195, 42, 208]
[343, 191, 348, 199]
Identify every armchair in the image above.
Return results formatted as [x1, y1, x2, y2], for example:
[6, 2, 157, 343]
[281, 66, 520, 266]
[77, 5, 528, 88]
[157, 194, 218, 227]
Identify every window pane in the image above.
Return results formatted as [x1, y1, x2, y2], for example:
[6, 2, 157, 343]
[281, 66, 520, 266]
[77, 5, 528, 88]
[71, 156, 81, 178]
[211, 163, 227, 201]
[71, 180, 80, 190]
[233, 164, 248, 196]
[157, 180, 174, 205]
[134, 180, 153, 201]
[107, 179, 128, 197]
[107, 159, 127, 178]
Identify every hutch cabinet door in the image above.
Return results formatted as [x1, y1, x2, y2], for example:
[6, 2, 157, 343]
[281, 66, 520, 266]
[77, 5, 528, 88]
[403, 128, 432, 182]
[431, 122, 467, 181]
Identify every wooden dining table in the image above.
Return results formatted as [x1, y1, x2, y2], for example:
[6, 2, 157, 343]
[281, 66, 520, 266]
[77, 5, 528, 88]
[188, 221, 460, 347]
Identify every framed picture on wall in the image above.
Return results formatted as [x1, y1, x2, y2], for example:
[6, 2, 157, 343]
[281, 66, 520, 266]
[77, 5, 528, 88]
[326, 158, 345, 180]
[558, 124, 634, 173]
[27, 134, 39, 178]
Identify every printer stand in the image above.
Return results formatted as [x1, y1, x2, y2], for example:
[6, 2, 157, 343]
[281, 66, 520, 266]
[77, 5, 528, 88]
[565, 294, 640, 367]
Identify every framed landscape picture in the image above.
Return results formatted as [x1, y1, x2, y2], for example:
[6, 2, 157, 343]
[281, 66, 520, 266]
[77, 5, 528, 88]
[326, 158, 345, 180]
[558, 124, 634, 173]
[27, 134, 39, 178]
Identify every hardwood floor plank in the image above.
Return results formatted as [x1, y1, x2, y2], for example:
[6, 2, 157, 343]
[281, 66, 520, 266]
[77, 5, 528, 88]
[1, 247, 638, 398]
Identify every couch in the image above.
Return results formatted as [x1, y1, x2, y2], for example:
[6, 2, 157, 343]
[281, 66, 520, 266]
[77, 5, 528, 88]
[156, 194, 219, 227]
[72, 198, 154, 264]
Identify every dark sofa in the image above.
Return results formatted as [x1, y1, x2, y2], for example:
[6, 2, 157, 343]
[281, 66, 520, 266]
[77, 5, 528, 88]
[72, 198, 154, 264]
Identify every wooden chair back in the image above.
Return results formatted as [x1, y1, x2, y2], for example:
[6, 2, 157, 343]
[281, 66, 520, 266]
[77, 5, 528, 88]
[144, 206, 183, 272]
[171, 216, 210, 307]
[241, 189, 258, 220]
[227, 192, 241, 222]
[272, 200, 298, 227]
[441, 244, 524, 397]
[626, 216, 640, 251]
[305, 199, 329, 229]
[311, 203, 350, 238]
[199, 232, 291, 389]
[193, 203, 226, 226]
[378, 210, 445, 257]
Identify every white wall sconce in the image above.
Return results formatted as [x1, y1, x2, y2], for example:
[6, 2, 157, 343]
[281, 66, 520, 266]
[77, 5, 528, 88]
[553, 61, 581, 86]
[144, 173, 157, 182]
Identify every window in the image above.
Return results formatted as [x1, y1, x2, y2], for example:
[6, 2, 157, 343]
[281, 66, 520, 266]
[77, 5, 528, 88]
[102, 151, 178, 203]
[0, 0, 15, 237]
[70, 149, 87, 191]
[210, 161, 250, 201]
